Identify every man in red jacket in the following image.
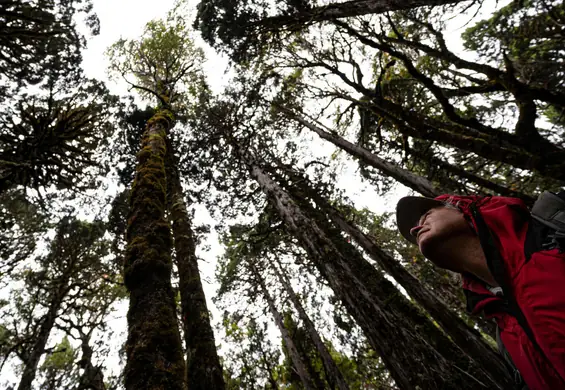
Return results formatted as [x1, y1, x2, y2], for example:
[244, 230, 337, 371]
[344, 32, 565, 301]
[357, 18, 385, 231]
[396, 194, 565, 389]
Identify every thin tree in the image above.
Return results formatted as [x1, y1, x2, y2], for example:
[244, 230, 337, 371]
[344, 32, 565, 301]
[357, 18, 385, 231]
[249, 260, 317, 390]
[11, 218, 110, 390]
[272, 257, 350, 390]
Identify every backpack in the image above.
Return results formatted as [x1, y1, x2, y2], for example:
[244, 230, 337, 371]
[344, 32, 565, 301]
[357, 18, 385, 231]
[473, 191, 565, 389]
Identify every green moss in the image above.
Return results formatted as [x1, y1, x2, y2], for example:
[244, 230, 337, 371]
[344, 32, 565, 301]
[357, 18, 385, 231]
[123, 110, 186, 389]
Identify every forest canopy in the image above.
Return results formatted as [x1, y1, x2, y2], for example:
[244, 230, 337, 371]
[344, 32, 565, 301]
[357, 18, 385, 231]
[0, 0, 563, 389]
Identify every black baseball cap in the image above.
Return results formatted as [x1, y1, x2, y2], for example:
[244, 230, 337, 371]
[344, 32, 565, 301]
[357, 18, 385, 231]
[396, 196, 445, 245]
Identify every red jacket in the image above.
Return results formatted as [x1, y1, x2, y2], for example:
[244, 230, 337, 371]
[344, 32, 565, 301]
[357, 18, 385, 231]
[435, 195, 565, 389]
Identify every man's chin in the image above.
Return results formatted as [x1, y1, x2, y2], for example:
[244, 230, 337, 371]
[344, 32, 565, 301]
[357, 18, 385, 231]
[418, 234, 434, 258]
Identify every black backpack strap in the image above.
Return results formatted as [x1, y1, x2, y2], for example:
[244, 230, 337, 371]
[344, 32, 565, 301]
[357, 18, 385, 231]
[496, 325, 526, 388]
[470, 204, 565, 386]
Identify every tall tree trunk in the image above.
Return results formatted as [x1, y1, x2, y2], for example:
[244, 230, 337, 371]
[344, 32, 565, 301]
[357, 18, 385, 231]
[251, 263, 316, 390]
[276, 165, 503, 355]
[76, 336, 105, 390]
[238, 148, 494, 389]
[272, 258, 350, 390]
[17, 291, 65, 390]
[315, 197, 512, 388]
[165, 139, 225, 390]
[278, 104, 536, 204]
[253, 0, 467, 33]
[404, 256, 498, 340]
[123, 109, 186, 390]
[275, 105, 441, 198]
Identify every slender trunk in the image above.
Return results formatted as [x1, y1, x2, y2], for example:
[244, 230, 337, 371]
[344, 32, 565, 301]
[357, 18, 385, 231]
[17, 292, 64, 390]
[165, 139, 225, 390]
[251, 263, 316, 390]
[253, 0, 466, 32]
[258, 347, 279, 389]
[76, 336, 105, 390]
[123, 109, 186, 390]
[276, 105, 440, 198]
[272, 259, 350, 390]
[404, 258, 498, 340]
[319, 200, 512, 388]
[239, 148, 492, 389]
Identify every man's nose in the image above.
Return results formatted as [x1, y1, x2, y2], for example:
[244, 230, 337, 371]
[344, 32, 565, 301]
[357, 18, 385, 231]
[410, 225, 423, 237]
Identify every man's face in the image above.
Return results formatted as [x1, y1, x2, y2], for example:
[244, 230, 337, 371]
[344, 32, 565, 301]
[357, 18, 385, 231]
[410, 206, 471, 259]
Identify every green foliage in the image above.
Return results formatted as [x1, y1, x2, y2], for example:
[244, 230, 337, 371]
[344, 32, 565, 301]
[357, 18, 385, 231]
[220, 314, 282, 389]
[0, 0, 98, 100]
[107, 13, 206, 109]
[0, 78, 119, 195]
[0, 217, 119, 388]
[40, 336, 76, 373]
[462, 0, 565, 127]
[0, 189, 48, 278]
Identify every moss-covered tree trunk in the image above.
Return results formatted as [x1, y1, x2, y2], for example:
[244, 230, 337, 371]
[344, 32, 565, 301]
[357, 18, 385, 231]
[165, 140, 225, 390]
[251, 262, 316, 390]
[272, 258, 350, 390]
[239, 149, 497, 389]
[123, 109, 186, 390]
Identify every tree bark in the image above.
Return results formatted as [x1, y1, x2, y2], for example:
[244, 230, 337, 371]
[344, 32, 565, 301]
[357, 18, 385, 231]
[317, 199, 512, 388]
[123, 109, 186, 390]
[239, 148, 494, 389]
[272, 258, 350, 390]
[253, 0, 467, 32]
[400, 141, 536, 205]
[251, 263, 317, 390]
[76, 336, 105, 390]
[165, 139, 225, 390]
[276, 105, 441, 198]
[17, 291, 65, 390]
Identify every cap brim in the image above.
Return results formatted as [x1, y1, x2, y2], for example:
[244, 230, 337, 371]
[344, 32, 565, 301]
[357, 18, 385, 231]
[396, 196, 445, 245]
